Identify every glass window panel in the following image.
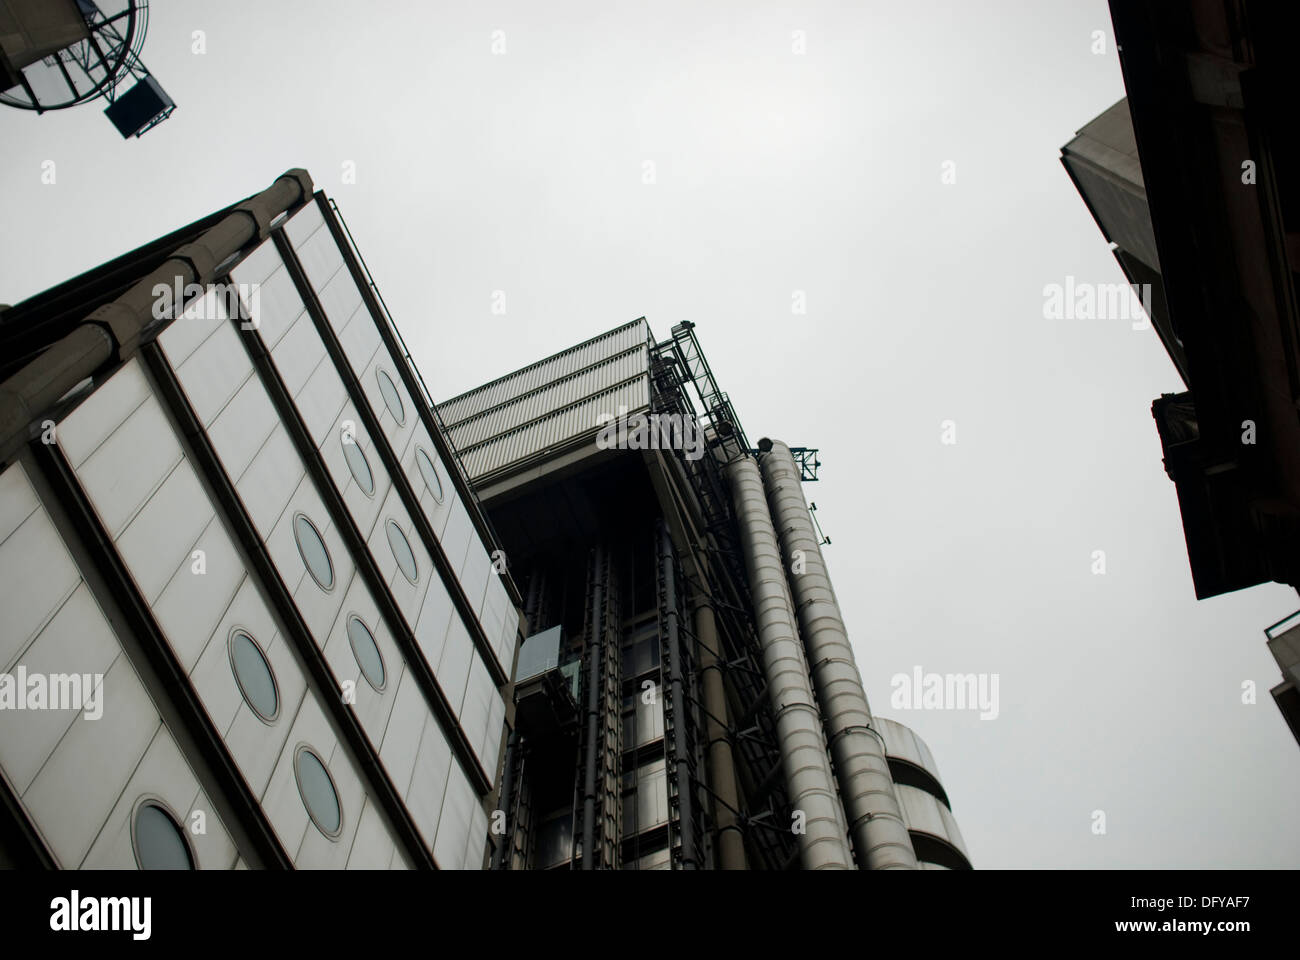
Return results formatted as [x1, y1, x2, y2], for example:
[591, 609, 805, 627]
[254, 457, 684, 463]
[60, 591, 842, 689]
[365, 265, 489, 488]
[385, 519, 418, 583]
[293, 512, 335, 590]
[229, 629, 279, 722]
[133, 803, 194, 870]
[415, 446, 444, 503]
[376, 369, 405, 425]
[295, 747, 342, 838]
[347, 614, 386, 690]
[341, 429, 374, 496]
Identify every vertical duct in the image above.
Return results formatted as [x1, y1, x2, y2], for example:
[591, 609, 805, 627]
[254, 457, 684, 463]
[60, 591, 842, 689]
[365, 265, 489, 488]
[758, 438, 917, 870]
[658, 521, 696, 869]
[491, 730, 519, 869]
[693, 593, 747, 869]
[580, 544, 604, 869]
[725, 456, 854, 870]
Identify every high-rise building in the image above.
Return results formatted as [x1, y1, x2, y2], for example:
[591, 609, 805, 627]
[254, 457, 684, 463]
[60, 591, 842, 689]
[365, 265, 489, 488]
[1062, 1, 1300, 750]
[0, 169, 970, 871]
[0, 170, 522, 868]
[439, 318, 971, 869]
[1062, 2, 1300, 602]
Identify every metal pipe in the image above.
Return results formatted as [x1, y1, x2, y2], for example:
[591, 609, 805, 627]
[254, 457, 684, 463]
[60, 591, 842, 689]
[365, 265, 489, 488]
[491, 730, 519, 869]
[580, 544, 604, 869]
[758, 438, 917, 870]
[658, 521, 696, 869]
[693, 593, 747, 869]
[725, 455, 854, 869]
[0, 169, 313, 463]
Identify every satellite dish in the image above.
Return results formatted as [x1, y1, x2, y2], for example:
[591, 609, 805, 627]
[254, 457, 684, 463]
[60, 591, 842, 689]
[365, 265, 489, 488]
[0, 0, 174, 136]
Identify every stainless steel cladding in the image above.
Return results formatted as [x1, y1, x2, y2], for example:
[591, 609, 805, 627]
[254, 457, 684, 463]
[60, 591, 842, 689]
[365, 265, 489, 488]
[439, 319, 649, 425]
[874, 716, 944, 788]
[893, 783, 970, 865]
[725, 455, 854, 870]
[438, 320, 653, 481]
[445, 345, 649, 448]
[454, 376, 649, 479]
[758, 438, 918, 870]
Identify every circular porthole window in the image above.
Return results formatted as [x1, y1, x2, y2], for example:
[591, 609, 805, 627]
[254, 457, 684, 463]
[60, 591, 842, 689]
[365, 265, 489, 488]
[293, 512, 335, 591]
[229, 629, 279, 723]
[294, 746, 342, 839]
[376, 369, 405, 426]
[385, 519, 419, 584]
[340, 428, 375, 497]
[414, 446, 445, 504]
[132, 800, 195, 870]
[346, 615, 386, 691]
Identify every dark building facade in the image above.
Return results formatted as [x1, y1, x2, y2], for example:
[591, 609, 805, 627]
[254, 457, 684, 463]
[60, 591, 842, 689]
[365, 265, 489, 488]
[1064, 1, 1300, 602]
[1063, 1, 1300, 747]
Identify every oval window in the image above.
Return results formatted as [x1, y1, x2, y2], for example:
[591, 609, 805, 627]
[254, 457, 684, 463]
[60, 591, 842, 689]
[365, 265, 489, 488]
[229, 629, 279, 723]
[415, 446, 445, 503]
[347, 615, 386, 691]
[133, 801, 195, 870]
[341, 428, 375, 497]
[376, 369, 405, 426]
[385, 519, 419, 584]
[295, 746, 342, 838]
[293, 512, 334, 591]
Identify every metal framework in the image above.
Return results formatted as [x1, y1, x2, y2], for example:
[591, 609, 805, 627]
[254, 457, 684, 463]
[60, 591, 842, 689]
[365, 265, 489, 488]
[647, 325, 799, 870]
[657, 521, 703, 868]
[0, 1, 172, 132]
[574, 545, 623, 868]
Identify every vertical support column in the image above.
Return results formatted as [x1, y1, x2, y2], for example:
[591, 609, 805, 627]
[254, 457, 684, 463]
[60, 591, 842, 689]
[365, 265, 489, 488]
[491, 730, 519, 870]
[659, 521, 697, 869]
[580, 544, 604, 869]
[693, 592, 748, 869]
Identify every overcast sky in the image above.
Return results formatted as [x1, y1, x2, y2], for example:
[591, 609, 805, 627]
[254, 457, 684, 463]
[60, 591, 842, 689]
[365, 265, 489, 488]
[4, 0, 1298, 869]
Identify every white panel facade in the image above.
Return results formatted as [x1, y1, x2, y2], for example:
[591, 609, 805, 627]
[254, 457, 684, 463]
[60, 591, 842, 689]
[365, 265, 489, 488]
[0, 462, 238, 869]
[161, 258, 499, 865]
[57, 358, 409, 869]
[279, 205, 518, 683]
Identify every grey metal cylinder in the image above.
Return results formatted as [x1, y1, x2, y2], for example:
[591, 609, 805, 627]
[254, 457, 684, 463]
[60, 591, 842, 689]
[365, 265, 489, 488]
[693, 594, 747, 869]
[725, 455, 853, 870]
[759, 439, 917, 870]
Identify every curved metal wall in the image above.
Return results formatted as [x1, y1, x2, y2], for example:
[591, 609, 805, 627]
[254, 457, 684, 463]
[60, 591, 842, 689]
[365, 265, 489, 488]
[874, 717, 944, 787]
[875, 717, 971, 869]
[893, 783, 970, 869]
